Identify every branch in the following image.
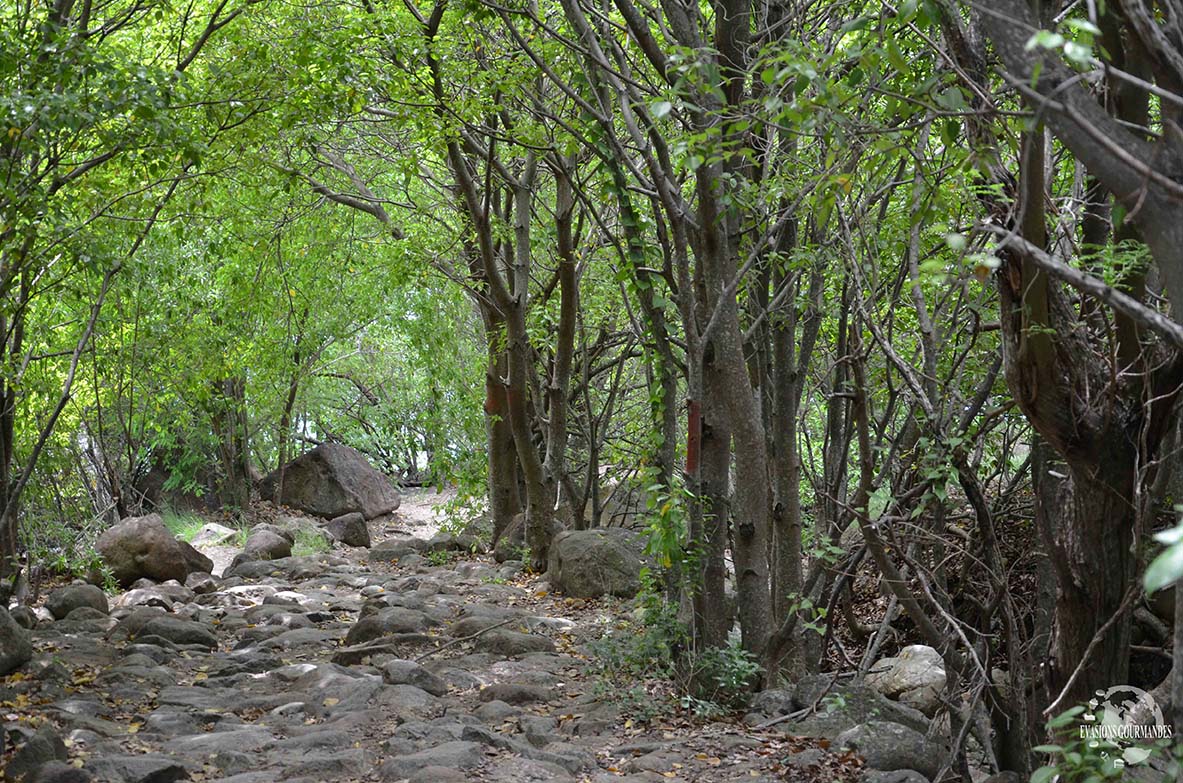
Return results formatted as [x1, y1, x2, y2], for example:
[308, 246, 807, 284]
[981, 223, 1183, 351]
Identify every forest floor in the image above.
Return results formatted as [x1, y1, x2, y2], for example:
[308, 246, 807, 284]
[0, 492, 865, 783]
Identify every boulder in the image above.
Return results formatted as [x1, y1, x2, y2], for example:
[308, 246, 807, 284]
[327, 512, 371, 548]
[837, 721, 947, 780]
[547, 528, 646, 598]
[45, 583, 108, 620]
[865, 645, 946, 716]
[0, 605, 32, 675]
[259, 443, 400, 519]
[96, 513, 212, 586]
[748, 674, 931, 738]
[243, 530, 293, 560]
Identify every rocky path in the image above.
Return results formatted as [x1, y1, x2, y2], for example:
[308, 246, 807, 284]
[1, 496, 897, 783]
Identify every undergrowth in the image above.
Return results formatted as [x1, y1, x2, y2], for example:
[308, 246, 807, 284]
[590, 581, 762, 722]
[292, 529, 332, 556]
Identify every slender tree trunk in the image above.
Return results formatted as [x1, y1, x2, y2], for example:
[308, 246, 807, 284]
[695, 345, 732, 650]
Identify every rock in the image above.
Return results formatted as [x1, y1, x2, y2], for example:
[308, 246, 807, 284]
[243, 529, 292, 560]
[369, 537, 427, 562]
[475, 699, 521, 723]
[326, 512, 371, 548]
[8, 605, 37, 630]
[860, 772, 929, 783]
[96, 513, 211, 586]
[378, 741, 483, 780]
[836, 721, 946, 780]
[190, 523, 239, 548]
[865, 645, 946, 716]
[547, 528, 646, 598]
[4, 724, 68, 782]
[979, 774, 1023, 783]
[0, 605, 32, 675]
[184, 572, 219, 594]
[26, 761, 94, 782]
[178, 540, 214, 576]
[474, 629, 556, 656]
[381, 659, 448, 696]
[258, 443, 400, 519]
[425, 532, 482, 554]
[772, 674, 931, 738]
[46, 583, 109, 620]
[345, 607, 435, 645]
[137, 616, 218, 650]
[479, 683, 551, 705]
[407, 767, 468, 783]
[83, 754, 189, 783]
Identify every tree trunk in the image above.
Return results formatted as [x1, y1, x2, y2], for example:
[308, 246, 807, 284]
[483, 332, 521, 542]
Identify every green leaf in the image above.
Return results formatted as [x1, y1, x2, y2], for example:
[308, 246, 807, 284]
[1033, 745, 1064, 754]
[651, 101, 672, 119]
[885, 40, 909, 75]
[1154, 523, 1183, 546]
[1026, 30, 1065, 51]
[1145, 542, 1183, 594]
[1031, 766, 1057, 783]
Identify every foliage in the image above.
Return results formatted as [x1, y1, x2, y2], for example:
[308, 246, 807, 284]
[1031, 707, 1178, 781]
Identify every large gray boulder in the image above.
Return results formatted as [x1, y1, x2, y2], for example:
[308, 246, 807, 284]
[836, 721, 947, 780]
[96, 513, 213, 586]
[746, 674, 931, 738]
[0, 605, 32, 675]
[259, 443, 400, 519]
[865, 644, 947, 716]
[547, 528, 646, 598]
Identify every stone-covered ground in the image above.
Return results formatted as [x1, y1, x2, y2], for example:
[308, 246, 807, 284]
[0, 493, 899, 783]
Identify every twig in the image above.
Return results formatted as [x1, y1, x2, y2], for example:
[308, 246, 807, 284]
[414, 618, 518, 662]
